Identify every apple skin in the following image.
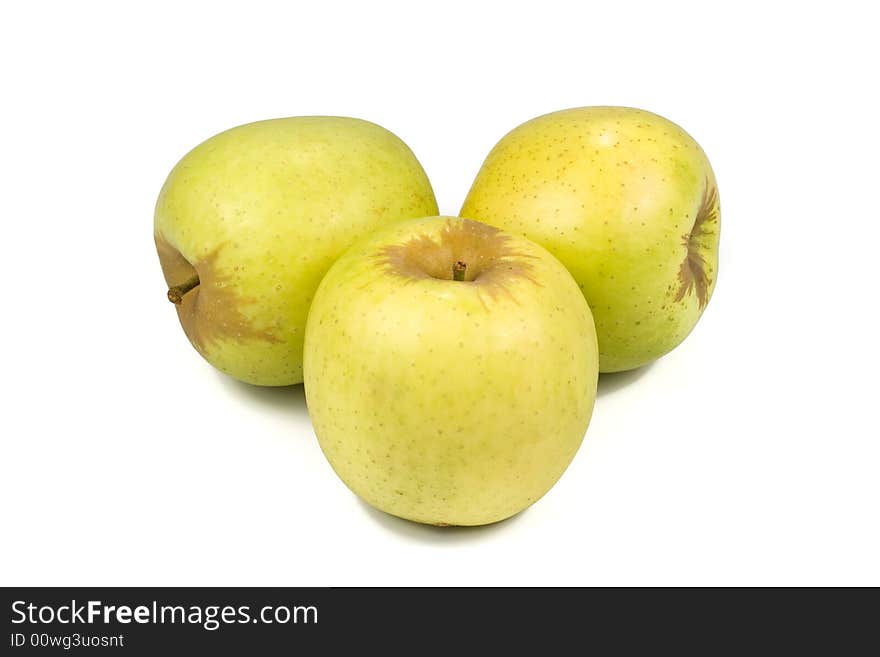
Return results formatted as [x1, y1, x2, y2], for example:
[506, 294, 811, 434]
[155, 116, 438, 385]
[304, 216, 598, 526]
[461, 106, 720, 372]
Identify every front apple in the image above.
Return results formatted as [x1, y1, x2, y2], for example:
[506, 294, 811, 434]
[304, 217, 598, 526]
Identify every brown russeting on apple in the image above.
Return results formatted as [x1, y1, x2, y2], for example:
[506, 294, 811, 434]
[155, 234, 282, 353]
[675, 181, 719, 309]
[379, 219, 540, 302]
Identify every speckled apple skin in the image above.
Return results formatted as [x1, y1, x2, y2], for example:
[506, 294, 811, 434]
[461, 107, 720, 372]
[155, 116, 438, 385]
[303, 216, 598, 526]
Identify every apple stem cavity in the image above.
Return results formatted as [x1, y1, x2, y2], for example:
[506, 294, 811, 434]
[167, 275, 200, 305]
[453, 261, 467, 282]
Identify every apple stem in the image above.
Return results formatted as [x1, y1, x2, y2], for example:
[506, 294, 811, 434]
[453, 261, 467, 281]
[167, 275, 200, 304]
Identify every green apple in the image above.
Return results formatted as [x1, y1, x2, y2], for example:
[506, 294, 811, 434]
[155, 116, 438, 385]
[461, 106, 720, 372]
[304, 216, 598, 526]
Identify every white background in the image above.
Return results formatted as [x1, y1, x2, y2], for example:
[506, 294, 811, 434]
[1, 1, 878, 586]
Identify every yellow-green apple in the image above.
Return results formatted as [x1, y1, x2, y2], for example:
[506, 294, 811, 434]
[461, 106, 720, 372]
[304, 216, 598, 526]
[154, 116, 438, 385]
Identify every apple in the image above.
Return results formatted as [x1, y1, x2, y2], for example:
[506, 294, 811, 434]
[461, 106, 721, 372]
[155, 116, 438, 385]
[303, 216, 598, 526]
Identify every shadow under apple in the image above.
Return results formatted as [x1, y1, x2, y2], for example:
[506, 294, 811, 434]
[597, 362, 654, 398]
[217, 373, 309, 420]
[357, 498, 526, 544]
